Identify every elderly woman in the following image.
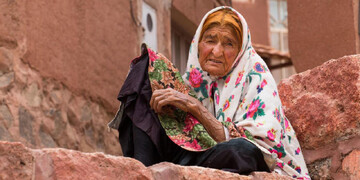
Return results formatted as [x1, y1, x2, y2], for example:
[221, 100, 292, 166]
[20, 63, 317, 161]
[112, 6, 309, 179]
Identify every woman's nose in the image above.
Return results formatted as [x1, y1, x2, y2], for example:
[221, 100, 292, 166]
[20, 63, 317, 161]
[212, 43, 223, 57]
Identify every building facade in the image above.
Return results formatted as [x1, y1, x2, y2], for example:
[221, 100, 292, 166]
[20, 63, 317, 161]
[1, 0, 358, 112]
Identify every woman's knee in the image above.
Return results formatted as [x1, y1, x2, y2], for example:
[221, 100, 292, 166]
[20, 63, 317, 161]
[217, 138, 261, 155]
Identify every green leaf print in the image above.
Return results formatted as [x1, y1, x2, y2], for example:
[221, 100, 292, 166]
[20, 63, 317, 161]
[149, 71, 162, 81]
[258, 109, 265, 116]
[244, 130, 254, 141]
[154, 59, 168, 72]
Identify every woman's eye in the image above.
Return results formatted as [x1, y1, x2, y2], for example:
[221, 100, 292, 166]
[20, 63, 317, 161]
[226, 42, 233, 47]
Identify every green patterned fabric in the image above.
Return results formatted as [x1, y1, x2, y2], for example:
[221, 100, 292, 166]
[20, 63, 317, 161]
[147, 46, 217, 151]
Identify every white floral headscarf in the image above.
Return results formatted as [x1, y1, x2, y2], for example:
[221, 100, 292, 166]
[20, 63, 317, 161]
[183, 6, 310, 179]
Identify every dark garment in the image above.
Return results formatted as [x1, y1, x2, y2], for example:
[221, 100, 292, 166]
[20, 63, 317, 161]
[116, 48, 270, 174]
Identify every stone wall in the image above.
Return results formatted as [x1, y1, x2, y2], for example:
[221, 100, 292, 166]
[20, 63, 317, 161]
[0, 141, 293, 180]
[0, 46, 121, 155]
[278, 55, 360, 179]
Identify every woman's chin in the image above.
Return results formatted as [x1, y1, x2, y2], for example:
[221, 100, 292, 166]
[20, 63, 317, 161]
[205, 69, 226, 77]
[201, 63, 227, 77]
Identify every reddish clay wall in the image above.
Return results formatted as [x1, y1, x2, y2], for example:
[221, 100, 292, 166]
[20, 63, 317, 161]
[233, 0, 270, 46]
[172, 0, 216, 26]
[1, 0, 143, 113]
[288, 0, 359, 72]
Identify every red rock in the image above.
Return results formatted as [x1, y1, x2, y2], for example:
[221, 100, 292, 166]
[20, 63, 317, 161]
[0, 141, 34, 180]
[0, 46, 121, 155]
[0, 141, 297, 180]
[149, 162, 293, 180]
[278, 55, 360, 149]
[32, 148, 152, 180]
[342, 150, 360, 180]
[251, 172, 293, 180]
[149, 162, 250, 180]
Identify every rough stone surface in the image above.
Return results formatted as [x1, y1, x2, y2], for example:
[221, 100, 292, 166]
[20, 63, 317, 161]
[0, 48, 13, 74]
[18, 106, 35, 145]
[0, 141, 295, 180]
[278, 55, 360, 179]
[0, 72, 14, 88]
[149, 162, 251, 180]
[307, 157, 332, 180]
[32, 148, 152, 180]
[342, 150, 360, 180]
[0, 34, 121, 155]
[0, 141, 34, 180]
[251, 172, 293, 180]
[0, 103, 13, 128]
[278, 55, 360, 149]
[0, 124, 13, 141]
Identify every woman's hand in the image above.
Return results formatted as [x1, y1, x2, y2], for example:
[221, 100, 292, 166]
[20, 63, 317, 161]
[150, 88, 226, 143]
[150, 88, 192, 114]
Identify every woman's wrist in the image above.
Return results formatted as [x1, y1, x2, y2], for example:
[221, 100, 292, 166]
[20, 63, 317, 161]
[186, 96, 226, 142]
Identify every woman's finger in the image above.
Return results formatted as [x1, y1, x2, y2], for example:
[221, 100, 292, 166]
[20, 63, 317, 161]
[151, 88, 190, 113]
[150, 89, 165, 110]
[153, 93, 169, 113]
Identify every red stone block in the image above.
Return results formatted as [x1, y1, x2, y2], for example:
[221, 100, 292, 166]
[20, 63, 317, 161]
[342, 150, 360, 180]
[278, 55, 360, 149]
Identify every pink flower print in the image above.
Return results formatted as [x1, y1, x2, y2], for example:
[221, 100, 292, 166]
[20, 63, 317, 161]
[189, 68, 203, 88]
[295, 147, 301, 155]
[273, 108, 281, 122]
[256, 122, 263, 127]
[276, 162, 284, 169]
[184, 139, 201, 151]
[261, 79, 267, 88]
[215, 93, 219, 105]
[239, 98, 246, 109]
[267, 128, 276, 142]
[269, 148, 283, 159]
[273, 91, 277, 97]
[285, 119, 291, 132]
[148, 48, 158, 62]
[243, 97, 265, 120]
[169, 137, 185, 146]
[257, 79, 268, 93]
[226, 117, 232, 122]
[209, 82, 217, 98]
[247, 99, 260, 118]
[223, 99, 230, 111]
[250, 48, 256, 56]
[225, 75, 231, 87]
[183, 114, 200, 133]
[288, 160, 294, 167]
[235, 71, 244, 87]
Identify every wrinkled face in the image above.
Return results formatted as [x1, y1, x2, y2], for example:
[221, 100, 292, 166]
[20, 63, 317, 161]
[198, 26, 240, 77]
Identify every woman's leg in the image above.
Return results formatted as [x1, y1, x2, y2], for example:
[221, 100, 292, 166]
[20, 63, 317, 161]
[132, 123, 161, 166]
[195, 138, 270, 175]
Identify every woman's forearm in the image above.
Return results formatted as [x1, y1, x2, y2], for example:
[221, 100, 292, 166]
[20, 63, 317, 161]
[186, 96, 226, 143]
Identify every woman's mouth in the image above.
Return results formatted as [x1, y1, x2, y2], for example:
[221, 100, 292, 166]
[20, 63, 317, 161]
[208, 59, 222, 64]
